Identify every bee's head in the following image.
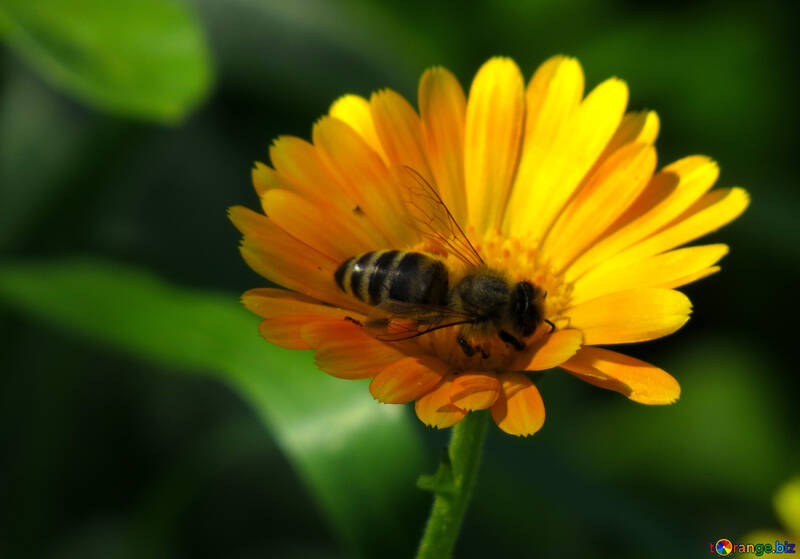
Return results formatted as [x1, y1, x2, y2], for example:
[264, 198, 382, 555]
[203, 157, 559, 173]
[509, 281, 545, 337]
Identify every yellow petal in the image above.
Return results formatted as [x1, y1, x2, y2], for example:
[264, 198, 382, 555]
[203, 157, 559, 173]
[663, 266, 720, 288]
[370, 88, 432, 180]
[565, 288, 692, 345]
[523, 55, 584, 145]
[571, 244, 729, 305]
[582, 187, 749, 280]
[490, 372, 545, 437]
[464, 57, 525, 234]
[449, 372, 500, 410]
[313, 116, 415, 247]
[418, 66, 467, 225]
[261, 189, 379, 261]
[597, 110, 659, 164]
[415, 376, 466, 429]
[504, 77, 628, 241]
[329, 93, 388, 161]
[560, 346, 680, 404]
[542, 143, 656, 272]
[514, 329, 584, 371]
[567, 155, 719, 280]
[534, 110, 656, 230]
[369, 355, 449, 404]
[619, 155, 718, 228]
[503, 55, 583, 239]
[303, 320, 406, 380]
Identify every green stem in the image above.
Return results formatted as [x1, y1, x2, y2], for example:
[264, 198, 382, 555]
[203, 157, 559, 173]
[415, 409, 490, 559]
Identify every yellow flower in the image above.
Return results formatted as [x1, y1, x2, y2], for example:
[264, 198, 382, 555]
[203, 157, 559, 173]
[229, 56, 748, 436]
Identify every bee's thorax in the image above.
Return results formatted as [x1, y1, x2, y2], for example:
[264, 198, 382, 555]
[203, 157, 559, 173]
[450, 273, 509, 319]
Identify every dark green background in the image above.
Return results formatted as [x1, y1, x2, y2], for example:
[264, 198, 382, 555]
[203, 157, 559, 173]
[1, 1, 798, 557]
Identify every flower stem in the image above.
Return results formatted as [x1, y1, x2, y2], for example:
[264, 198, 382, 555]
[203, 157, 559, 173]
[416, 409, 490, 559]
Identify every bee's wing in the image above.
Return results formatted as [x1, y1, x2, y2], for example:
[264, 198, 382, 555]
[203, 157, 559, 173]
[364, 300, 476, 342]
[395, 165, 485, 269]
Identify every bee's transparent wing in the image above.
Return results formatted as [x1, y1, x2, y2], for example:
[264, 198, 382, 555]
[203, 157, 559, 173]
[394, 165, 484, 269]
[364, 300, 476, 342]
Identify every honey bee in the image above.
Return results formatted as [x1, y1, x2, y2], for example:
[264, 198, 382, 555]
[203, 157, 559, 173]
[334, 166, 553, 359]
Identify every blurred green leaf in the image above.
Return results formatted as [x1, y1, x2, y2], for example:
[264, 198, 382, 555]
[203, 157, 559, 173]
[775, 476, 800, 537]
[0, 69, 107, 249]
[0, 0, 212, 122]
[569, 340, 791, 500]
[0, 258, 424, 555]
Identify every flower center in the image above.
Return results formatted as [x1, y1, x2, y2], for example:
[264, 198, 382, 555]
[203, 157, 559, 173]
[476, 229, 573, 321]
[409, 228, 573, 372]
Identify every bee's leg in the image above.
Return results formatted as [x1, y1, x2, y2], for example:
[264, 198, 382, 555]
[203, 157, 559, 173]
[344, 316, 363, 327]
[498, 330, 525, 351]
[457, 336, 476, 357]
[545, 319, 556, 334]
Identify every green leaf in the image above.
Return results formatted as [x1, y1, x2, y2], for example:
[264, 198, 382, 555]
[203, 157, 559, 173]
[0, 0, 213, 122]
[0, 258, 424, 555]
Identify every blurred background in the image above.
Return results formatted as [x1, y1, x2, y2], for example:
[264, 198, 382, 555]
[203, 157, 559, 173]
[1, 0, 798, 557]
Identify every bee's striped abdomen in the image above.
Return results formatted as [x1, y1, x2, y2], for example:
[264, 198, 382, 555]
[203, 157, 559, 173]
[335, 250, 449, 306]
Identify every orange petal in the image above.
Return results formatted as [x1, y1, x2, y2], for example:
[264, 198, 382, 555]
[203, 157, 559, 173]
[269, 136, 355, 209]
[464, 57, 525, 234]
[229, 206, 361, 310]
[514, 329, 583, 371]
[258, 316, 338, 350]
[329, 94, 388, 161]
[449, 372, 500, 410]
[258, 317, 310, 349]
[267, 137, 396, 249]
[565, 287, 691, 345]
[418, 66, 467, 225]
[504, 77, 628, 241]
[247, 290, 353, 350]
[370, 89, 432, 180]
[570, 244, 729, 305]
[560, 346, 680, 404]
[542, 142, 656, 272]
[490, 372, 545, 437]
[415, 376, 466, 429]
[369, 355, 450, 404]
[252, 161, 279, 196]
[313, 116, 415, 247]
[303, 320, 406, 380]
[261, 189, 378, 261]
[241, 288, 345, 319]
[567, 155, 719, 280]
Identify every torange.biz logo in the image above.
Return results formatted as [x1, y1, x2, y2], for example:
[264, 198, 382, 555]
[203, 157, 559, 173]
[710, 539, 796, 556]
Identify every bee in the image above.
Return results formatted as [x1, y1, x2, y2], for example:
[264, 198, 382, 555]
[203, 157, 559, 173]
[334, 167, 553, 359]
